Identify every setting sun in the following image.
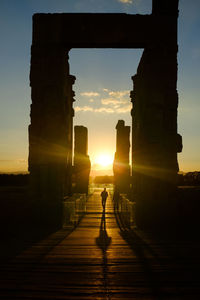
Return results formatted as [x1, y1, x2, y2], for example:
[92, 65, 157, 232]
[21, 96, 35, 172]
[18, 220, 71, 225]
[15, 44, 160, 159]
[95, 154, 113, 168]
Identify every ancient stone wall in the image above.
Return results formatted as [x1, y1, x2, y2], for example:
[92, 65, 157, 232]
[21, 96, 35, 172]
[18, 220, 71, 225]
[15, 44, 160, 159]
[29, 46, 75, 227]
[74, 126, 91, 194]
[113, 120, 130, 193]
[130, 0, 181, 228]
[29, 0, 180, 229]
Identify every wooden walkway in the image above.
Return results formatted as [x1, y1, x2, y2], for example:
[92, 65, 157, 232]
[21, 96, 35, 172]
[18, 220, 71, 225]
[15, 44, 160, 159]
[0, 187, 200, 299]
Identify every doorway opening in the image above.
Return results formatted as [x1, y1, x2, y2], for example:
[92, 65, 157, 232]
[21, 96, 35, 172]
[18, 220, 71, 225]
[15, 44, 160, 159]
[69, 49, 143, 180]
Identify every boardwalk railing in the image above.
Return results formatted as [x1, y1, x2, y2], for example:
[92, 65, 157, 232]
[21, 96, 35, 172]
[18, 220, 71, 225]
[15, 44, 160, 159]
[114, 194, 136, 229]
[63, 194, 87, 227]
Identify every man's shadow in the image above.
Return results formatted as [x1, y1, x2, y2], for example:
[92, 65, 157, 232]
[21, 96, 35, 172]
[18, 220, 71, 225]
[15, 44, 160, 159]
[96, 211, 112, 252]
[96, 211, 112, 290]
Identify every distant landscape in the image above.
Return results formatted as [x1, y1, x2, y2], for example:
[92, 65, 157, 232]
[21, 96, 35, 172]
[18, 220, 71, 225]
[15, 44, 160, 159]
[1, 171, 200, 186]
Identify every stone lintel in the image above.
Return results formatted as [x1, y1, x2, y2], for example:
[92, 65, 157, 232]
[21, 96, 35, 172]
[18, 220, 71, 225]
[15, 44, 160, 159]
[32, 13, 177, 48]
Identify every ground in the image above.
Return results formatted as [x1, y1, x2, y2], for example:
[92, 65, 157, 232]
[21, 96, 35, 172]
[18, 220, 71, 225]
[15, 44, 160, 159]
[0, 186, 200, 299]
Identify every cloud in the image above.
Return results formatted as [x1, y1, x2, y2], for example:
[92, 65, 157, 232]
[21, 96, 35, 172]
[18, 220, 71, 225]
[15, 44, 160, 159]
[74, 105, 130, 114]
[74, 106, 94, 112]
[108, 90, 130, 97]
[75, 106, 115, 114]
[116, 104, 132, 113]
[102, 89, 130, 98]
[74, 89, 131, 114]
[101, 98, 127, 106]
[100, 89, 131, 113]
[80, 92, 100, 97]
[118, 0, 133, 4]
[94, 107, 115, 113]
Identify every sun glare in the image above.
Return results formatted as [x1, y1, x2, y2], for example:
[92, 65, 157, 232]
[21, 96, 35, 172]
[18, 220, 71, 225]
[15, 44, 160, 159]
[95, 154, 113, 168]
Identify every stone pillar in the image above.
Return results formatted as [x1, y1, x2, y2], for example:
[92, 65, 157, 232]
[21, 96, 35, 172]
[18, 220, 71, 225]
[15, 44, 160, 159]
[29, 45, 75, 228]
[74, 126, 91, 194]
[131, 0, 181, 228]
[152, 0, 179, 16]
[113, 120, 130, 193]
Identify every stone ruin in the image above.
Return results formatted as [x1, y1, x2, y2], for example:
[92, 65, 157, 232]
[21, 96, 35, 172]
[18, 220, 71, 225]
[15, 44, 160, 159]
[113, 120, 130, 193]
[74, 126, 91, 194]
[29, 0, 181, 228]
[130, 36, 183, 228]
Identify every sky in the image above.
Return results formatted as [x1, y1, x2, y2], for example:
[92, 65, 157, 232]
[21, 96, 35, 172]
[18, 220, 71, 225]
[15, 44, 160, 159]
[0, 0, 200, 173]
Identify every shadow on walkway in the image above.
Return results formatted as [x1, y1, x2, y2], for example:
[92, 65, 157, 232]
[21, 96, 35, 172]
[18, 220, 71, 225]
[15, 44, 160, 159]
[96, 211, 112, 297]
[115, 212, 165, 299]
[96, 211, 112, 251]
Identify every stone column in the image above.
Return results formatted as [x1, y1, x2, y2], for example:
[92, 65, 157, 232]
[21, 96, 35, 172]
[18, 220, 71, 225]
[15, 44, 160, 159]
[113, 120, 130, 193]
[29, 45, 75, 228]
[131, 0, 181, 228]
[74, 126, 91, 194]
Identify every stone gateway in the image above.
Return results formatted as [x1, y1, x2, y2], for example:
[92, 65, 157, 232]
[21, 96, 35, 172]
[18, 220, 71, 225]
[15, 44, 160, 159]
[29, 0, 181, 228]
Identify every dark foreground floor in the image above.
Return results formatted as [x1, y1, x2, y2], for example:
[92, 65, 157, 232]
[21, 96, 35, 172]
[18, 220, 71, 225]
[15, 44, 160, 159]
[0, 188, 200, 299]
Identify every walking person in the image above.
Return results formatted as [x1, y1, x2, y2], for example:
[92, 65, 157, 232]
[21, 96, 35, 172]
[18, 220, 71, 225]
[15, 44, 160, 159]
[101, 187, 108, 211]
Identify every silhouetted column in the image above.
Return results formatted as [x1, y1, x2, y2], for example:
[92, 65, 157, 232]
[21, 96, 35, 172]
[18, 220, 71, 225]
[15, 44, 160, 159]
[131, 0, 181, 229]
[152, 0, 179, 16]
[113, 120, 130, 193]
[29, 43, 75, 228]
[74, 126, 91, 194]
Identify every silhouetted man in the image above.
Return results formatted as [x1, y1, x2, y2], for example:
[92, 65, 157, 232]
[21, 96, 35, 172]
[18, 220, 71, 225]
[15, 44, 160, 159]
[101, 187, 108, 211]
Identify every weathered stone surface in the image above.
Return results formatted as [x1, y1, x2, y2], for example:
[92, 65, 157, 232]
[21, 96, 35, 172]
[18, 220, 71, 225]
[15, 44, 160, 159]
[74, 126, 91, 194]
[130, 0, 181, 228]
[113, 120, 130, 193]
[32, 3, 178, 49]
[29, 46, 76, 227]
[29, 0, 180, 229]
